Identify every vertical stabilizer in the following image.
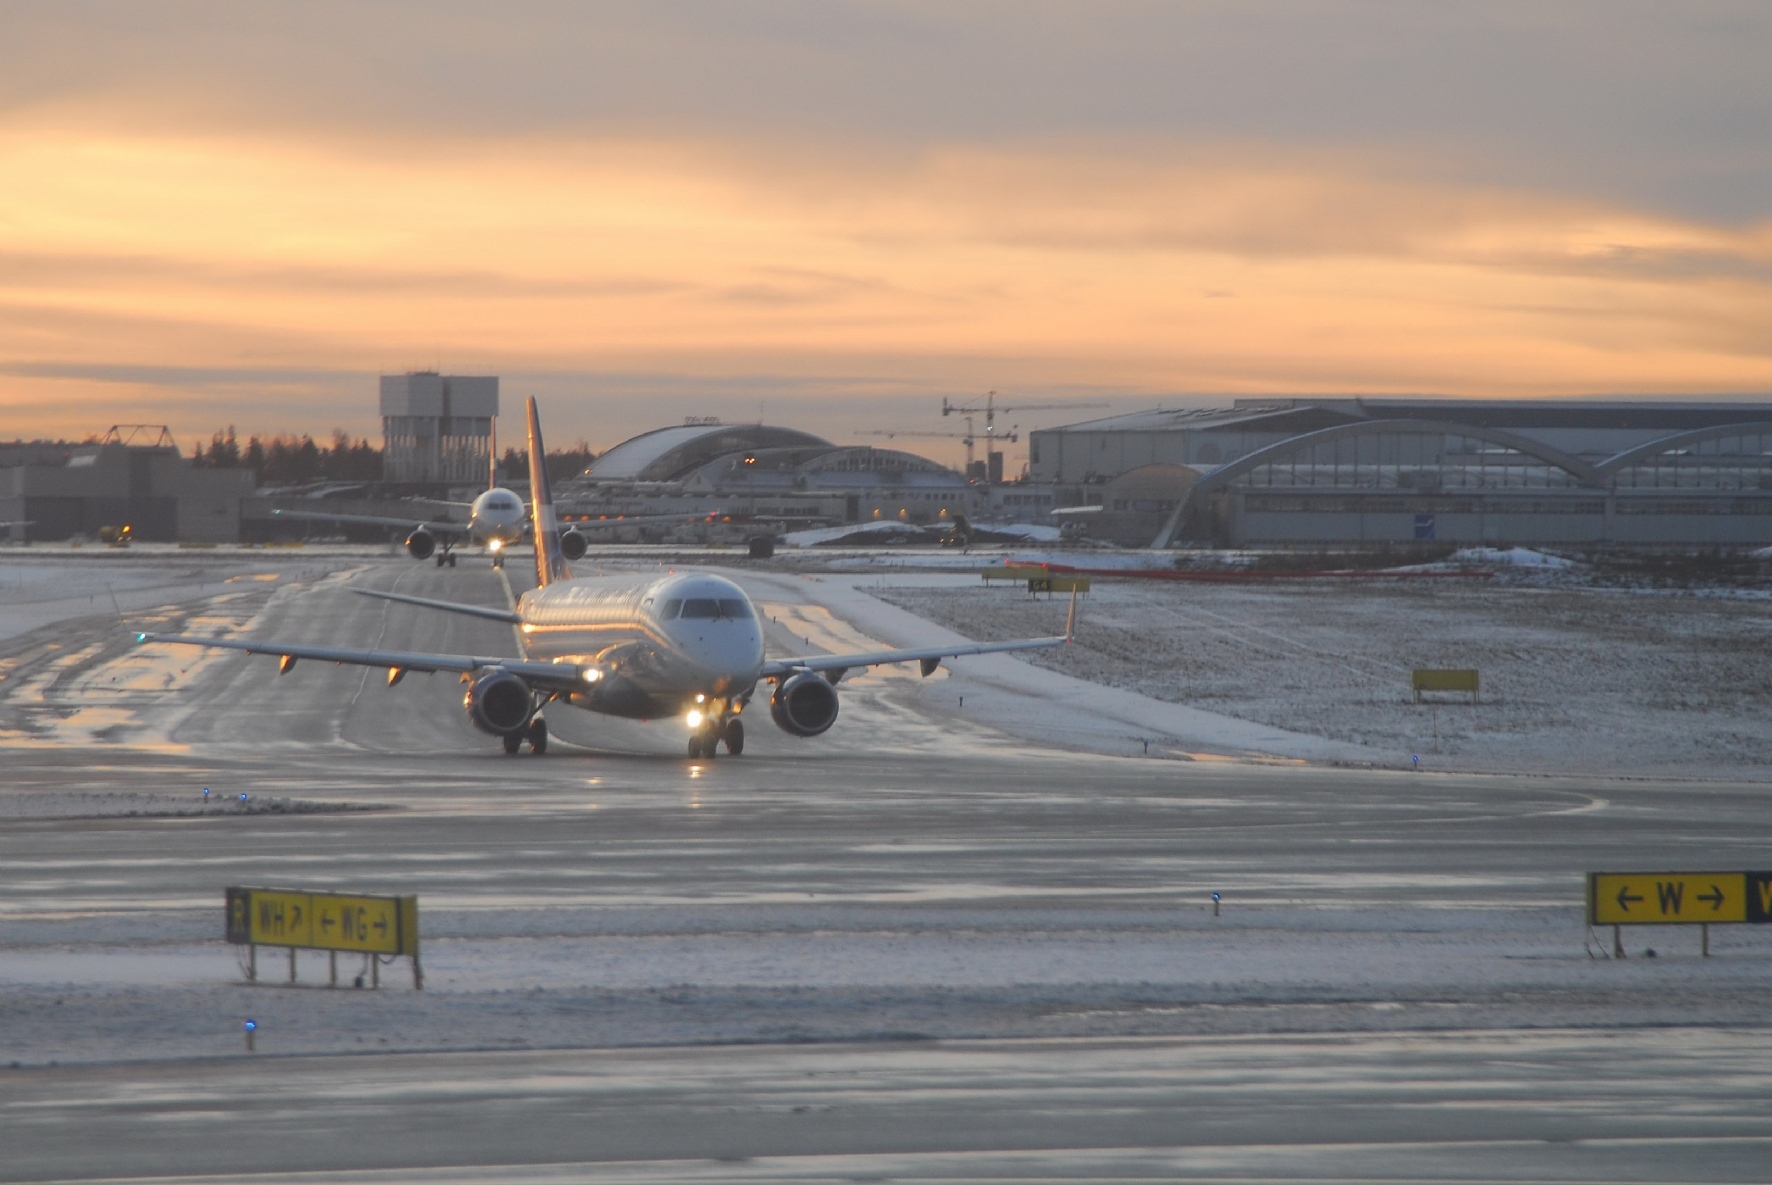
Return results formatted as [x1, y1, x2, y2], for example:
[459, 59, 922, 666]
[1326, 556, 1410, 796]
[526, 398, 570, 587]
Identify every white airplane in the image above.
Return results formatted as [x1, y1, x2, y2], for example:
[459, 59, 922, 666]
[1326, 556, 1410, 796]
[271, 487, 529, 568]
[270, 419, 714, 568]
[143, 398, 1072, 758]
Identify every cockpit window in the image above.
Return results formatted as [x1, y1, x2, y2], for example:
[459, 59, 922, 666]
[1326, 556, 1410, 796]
[677, 597, 752, 620]
[659, 598, 682, 619]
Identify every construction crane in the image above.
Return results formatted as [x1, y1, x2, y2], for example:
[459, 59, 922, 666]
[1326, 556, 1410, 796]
[940, 391, 1107, 482]
[857, 420, 1018, 477]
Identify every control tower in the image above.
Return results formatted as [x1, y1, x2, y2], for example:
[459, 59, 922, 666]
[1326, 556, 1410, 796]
[380, 373, 498, 485]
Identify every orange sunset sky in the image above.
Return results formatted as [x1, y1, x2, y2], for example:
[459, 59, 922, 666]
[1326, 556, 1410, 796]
[3, 2, 1770, 464]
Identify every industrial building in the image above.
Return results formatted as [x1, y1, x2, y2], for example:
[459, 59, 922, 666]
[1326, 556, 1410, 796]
[380, 372, 498, 486]
[1031, 399, 1772, 548]
[0, 428, 255, 543]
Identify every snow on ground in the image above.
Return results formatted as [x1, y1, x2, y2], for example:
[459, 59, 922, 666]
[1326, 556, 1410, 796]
[868, 575, 1772, 779]
[7, 907, 1771, 1064]
[1447, 546, 1577, 568]
[744, 570, 1389, 765]
[779, 521, 927, 547]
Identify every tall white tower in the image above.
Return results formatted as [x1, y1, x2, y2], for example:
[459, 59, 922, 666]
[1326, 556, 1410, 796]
[380, 373, 499, 485]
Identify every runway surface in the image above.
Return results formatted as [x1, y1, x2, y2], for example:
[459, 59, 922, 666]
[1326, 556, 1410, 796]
[2, 552, 1769, 1181]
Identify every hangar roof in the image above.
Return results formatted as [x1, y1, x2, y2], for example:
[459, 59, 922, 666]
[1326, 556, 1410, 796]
[585, 423, 830, 483]
[1044, 398, 1772, 436]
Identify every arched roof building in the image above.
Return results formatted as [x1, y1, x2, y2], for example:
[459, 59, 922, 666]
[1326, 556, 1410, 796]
[584, 423, 830, 483]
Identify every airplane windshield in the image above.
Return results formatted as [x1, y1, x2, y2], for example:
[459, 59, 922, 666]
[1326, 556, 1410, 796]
[677, 597, 753, 620]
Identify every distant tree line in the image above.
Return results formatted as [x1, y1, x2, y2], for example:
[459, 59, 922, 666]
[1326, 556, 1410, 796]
[190, 428, 597, 486]
[498, 444, 598, 484]
[190, 427, 383, 485]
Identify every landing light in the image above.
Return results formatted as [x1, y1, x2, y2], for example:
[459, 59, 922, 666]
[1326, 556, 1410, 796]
[685, 710, 704, 729]
[695, 693, 706, 704]
[581, 668, 602, 683]
[489, 538, 503, 552]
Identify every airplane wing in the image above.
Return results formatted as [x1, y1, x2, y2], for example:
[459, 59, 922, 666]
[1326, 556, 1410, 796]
[759, 635, 1068, 680]
[760, 586, 1078, 679]
[270, 508, 471, 538]
[566, 510, 726, 531]
[352, 588, 521, 623]
[138, 632, 586, 692]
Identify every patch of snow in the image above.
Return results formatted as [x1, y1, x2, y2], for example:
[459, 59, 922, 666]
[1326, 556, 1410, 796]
[1446, 547, 1577, 569]
[780, 521, 928, 547]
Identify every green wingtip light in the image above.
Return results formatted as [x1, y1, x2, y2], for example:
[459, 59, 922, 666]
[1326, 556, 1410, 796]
[135, 633, 148, 643]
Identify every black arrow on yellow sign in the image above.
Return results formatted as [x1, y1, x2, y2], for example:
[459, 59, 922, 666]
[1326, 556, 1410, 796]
[1698, 884, 1726, 910]
[1615, 886, 1644, 911]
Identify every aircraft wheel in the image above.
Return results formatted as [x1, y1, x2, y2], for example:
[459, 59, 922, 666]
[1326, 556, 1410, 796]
[447, 554, 457, 568]
[435, 554, 445, 567]
[722, 718, 745, 756]
[502, 732, 522, 755]
[686, 735, 704, 759]
[527, 717, 548, 755]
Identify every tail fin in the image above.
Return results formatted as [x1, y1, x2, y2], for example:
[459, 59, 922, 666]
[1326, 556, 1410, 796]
[526, 397, 570, 586]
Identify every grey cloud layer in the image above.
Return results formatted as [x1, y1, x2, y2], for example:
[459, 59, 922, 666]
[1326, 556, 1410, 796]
[3, 1, 1769, 220]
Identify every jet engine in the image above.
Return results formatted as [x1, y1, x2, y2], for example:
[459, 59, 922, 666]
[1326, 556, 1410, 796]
[405, 528, 436, 560]
[769, 671, 840, 737]
[559, 528, 588, 561]
[463, 670, 535, 736]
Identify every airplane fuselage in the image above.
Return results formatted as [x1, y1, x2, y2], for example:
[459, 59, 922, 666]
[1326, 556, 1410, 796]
[467, 488, 529, 549]
[517, 572, 765, 721]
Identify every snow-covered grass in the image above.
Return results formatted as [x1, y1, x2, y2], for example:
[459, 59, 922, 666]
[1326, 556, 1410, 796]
[873, 577, 1772, 779]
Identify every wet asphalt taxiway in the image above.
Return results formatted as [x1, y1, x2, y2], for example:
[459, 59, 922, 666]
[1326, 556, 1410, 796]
[2, 554, 1769, 1182]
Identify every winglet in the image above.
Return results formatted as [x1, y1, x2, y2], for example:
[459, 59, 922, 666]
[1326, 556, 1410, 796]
[526, 397, 570, 587]
[1065, 583, 1079, 640]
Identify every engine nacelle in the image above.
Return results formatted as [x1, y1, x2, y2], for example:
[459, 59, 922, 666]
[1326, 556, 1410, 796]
[405, 528, 436, 560]
[463, 670, 535, 736]
[559, 528, 588, 561]
[770, 671, 840, 737]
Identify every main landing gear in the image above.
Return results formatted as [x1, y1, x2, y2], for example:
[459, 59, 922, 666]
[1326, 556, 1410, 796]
[687, 718, 743, 759]
[434, 550, 457, 568]
[503, 717, 548, 755]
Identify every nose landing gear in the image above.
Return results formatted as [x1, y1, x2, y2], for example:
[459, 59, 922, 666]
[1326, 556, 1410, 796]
[686, 715, 745, 759]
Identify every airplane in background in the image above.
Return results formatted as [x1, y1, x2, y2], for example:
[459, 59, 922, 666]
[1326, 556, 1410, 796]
[271, 420, 716, 567]
[143, 398, 1072, 758]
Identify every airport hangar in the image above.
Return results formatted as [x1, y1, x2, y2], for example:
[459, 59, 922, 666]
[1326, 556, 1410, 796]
[1026, 398, 1772, 549]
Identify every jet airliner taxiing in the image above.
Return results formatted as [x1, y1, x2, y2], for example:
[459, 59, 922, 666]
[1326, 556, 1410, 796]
[144, 399, 1072, 757]
[270, 420, 711, 568]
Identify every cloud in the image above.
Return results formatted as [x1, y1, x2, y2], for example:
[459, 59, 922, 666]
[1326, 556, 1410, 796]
[4, 2, 1769, 219]
[2, 3, 1770, 443]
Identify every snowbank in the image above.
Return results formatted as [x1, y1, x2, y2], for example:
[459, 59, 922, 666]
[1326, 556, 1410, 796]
[1445, 546, 1577, 569]
[781, 521, 928, 547]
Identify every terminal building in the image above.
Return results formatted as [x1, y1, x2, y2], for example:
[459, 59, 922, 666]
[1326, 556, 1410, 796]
[1030, 399, 1772, 548]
